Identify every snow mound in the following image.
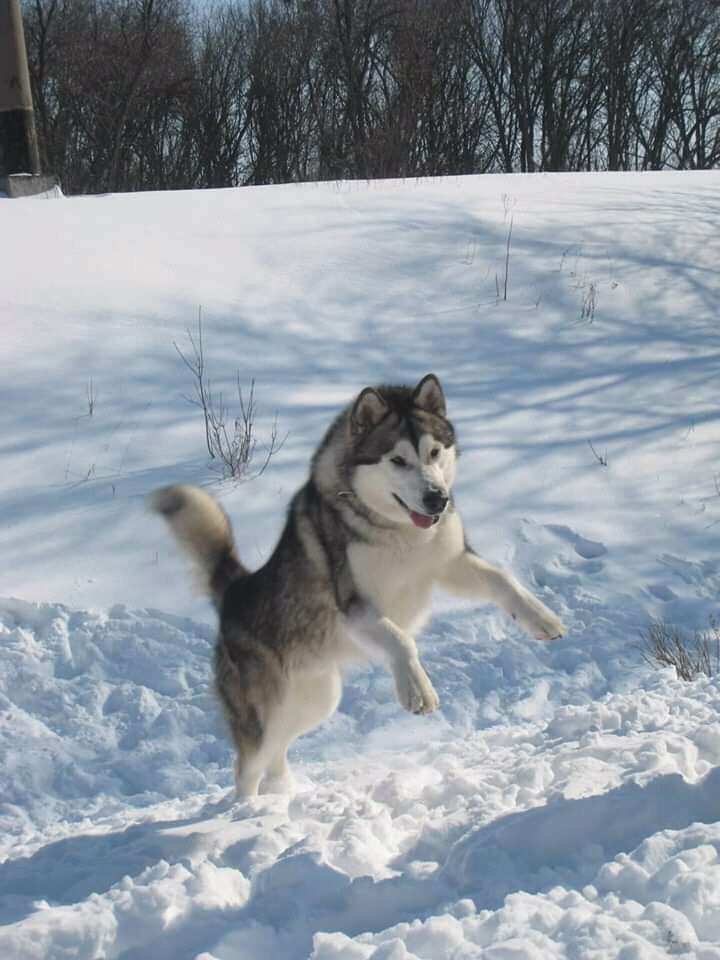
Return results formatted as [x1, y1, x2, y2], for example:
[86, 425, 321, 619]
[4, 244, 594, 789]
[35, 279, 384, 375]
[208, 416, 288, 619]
[1, 597, 719, 959]
[2, 171, 720, 956]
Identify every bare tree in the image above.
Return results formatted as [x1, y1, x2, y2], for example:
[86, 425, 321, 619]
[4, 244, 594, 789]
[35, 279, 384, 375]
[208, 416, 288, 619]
[21, 0, 720, 193]
[188, 4, 252, 187]
[668, 0, 720, 169]
[245, 0, 321, 184]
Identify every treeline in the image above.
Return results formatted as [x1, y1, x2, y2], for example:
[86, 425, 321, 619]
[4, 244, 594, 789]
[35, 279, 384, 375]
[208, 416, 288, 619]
[23, 0, 720, 194]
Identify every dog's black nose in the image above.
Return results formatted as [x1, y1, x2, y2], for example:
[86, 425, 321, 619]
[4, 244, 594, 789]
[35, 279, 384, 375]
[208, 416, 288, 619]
[423, 488, 448, 515]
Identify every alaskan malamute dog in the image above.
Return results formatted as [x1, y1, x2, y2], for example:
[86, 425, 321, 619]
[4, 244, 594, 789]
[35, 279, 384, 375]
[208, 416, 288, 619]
[150, 375, 564, 796]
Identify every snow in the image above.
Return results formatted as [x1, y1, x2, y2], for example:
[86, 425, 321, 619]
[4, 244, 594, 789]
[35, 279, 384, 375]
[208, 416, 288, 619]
[1, 170, 719, 958]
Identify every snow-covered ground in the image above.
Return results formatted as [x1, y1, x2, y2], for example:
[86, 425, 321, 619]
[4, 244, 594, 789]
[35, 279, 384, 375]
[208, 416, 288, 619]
[1, 171, 719, 958]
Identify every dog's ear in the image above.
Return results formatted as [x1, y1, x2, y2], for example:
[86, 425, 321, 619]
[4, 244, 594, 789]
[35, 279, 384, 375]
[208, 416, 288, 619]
[412, 374, 446, 417]
[351, 387, 389, 434]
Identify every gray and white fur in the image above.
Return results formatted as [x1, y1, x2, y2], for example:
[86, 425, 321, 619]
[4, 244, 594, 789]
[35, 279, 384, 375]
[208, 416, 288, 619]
[149, 374, 565, 796]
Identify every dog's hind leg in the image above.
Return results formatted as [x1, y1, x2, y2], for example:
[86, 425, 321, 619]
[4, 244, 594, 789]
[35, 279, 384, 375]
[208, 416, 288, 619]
[229, 718, 269, 798]
[226, 665, 342, 797]
[234, 752, 264, 798]
[258, 666, 343, 794]
[233, 736, 288, 798]
[258, 750, 292, 795]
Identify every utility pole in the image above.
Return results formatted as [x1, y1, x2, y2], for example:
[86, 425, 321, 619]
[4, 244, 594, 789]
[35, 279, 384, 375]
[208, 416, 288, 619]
[1, 0, 55, 195]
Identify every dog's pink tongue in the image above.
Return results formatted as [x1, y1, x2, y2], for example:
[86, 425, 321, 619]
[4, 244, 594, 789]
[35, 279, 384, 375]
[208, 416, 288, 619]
[410, 511, 434, 529]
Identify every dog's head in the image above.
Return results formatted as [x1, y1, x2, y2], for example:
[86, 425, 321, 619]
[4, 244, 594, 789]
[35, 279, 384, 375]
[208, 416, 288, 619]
[348, 374, 457, 529]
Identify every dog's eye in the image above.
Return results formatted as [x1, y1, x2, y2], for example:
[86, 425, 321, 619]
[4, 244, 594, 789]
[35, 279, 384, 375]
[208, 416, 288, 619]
[430, 448, 440, 460]
[390, 456, 407, 468]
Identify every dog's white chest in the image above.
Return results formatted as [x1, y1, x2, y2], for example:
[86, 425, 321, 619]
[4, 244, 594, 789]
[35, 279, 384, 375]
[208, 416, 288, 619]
[347, 534, 437, 630]
[346, 511, 465, 631]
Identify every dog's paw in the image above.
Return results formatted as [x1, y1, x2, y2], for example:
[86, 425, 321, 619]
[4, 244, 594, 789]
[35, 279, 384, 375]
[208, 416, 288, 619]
[514, 594, 566, 641]
[534, 612, 566, 641]
[395, 662, 440, 715]
[259, 771, 295, 795]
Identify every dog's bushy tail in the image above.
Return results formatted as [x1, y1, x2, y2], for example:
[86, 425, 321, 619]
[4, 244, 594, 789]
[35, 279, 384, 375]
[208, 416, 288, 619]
[148, 485, 247, 607]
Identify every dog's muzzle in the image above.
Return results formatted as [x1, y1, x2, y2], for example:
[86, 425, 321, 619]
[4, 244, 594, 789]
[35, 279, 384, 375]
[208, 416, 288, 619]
[422, 488, 449, 515]
[393, 492, 447, 529]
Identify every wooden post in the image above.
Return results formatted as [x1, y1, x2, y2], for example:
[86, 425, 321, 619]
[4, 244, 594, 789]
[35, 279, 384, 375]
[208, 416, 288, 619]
[0, 0, 41, 176]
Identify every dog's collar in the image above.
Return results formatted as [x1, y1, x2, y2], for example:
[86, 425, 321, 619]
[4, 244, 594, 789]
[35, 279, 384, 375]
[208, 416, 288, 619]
[335, 489, 397, 530]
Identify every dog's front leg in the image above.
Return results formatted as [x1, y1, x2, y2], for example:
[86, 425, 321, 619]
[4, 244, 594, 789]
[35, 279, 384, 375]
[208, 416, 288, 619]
[350, 611, 439, 715]
[439, 549, 565, 641]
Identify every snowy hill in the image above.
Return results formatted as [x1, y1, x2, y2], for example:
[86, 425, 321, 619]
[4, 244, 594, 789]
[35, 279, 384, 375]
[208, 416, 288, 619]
[1, 171, 719, 958]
